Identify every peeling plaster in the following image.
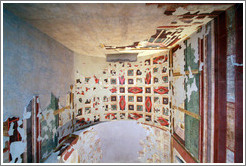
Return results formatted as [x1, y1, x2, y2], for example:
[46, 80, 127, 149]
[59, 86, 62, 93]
[199, 62, 204, 71]
[187, 25, 210, 64]
[9, 141, 26, 163]
[172, 76, 186, 108]
[188, 66, 194, 79]
[172, 24, 211, 110]
[172, 7, 195, 15]
[64, 127, 102, 163]
[173, 42, 186, 74]
[8, 122, 15, 136]
[23, 108, 31, 120]
[138, 123, 170, 163]
[186, 77, 198, 102]
[185, 4, 231, 14]
[8, 119, 27, 163]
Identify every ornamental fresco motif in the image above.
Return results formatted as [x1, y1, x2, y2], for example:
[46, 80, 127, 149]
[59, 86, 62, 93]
[74, 53, 170, 131]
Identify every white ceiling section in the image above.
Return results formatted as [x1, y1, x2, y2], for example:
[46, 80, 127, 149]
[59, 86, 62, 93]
[4, 3, 233, 57]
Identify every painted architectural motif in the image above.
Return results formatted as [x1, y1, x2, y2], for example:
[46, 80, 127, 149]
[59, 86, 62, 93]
[74, 52, 171, 131]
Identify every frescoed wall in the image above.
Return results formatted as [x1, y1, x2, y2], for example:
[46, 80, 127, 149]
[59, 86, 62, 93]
[72, 52, 171, 132]
[2, 3, 242, 164]
[170, 20, 215, 162]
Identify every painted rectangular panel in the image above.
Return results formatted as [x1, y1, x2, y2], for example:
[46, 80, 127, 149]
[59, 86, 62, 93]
[184, 69, 200, 160]
[185, 115, 199, 160]
[40, 94, 59, 162]
[74, 52, 170, 131]
[106, 53, 138, 62]
[174, 107, 185, 140]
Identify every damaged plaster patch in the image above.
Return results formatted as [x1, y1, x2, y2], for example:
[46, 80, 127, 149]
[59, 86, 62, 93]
[187, 25, 210, 64]
[138, 123, 170, 163]
[8, 122, 14, 136]
[9, 141, 26, 163]
[188, 66, 194, 79]
[8, 119, 27, 163]
[172, 7, 196, 15]
[17, 120, 26, 140]
[40, 108, 57, 140]
[172, 76, 186, 107]
[186, 5, 230, 14]
[44, 151, 60, 163]
[173, 42, 186, 74]
[23, 108, 31, 120]
[199, 62, 204, 71]
[76, 131, 102, 163]
[62, 126, 102, 163]
[186, 77, 198, 102]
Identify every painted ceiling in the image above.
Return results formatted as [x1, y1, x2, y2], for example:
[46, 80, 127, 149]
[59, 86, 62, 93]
[4, 3, 233, 57]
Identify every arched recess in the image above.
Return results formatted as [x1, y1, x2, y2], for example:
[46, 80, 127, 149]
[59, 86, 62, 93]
[51, 121, 171, 163]
[57, 52, 171, 142]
